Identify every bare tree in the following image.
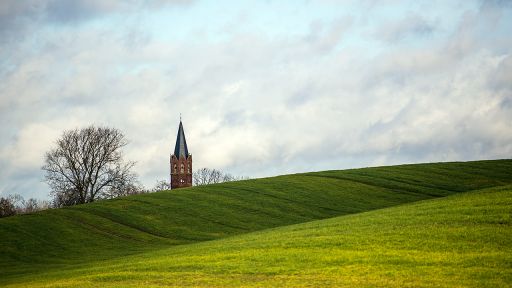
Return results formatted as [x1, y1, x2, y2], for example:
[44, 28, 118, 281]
[151, 180, 171, 192]
[209, 169, 222, 184]
[42, 126, 137, 207]
[0, 197, 16, 218]
[193, 167, 221, 186]
[9, 194, 24, 211]
[222, 173, 235, 182]
[193, 168, 211, 186]
[22, 198, 39, 213]
[193, 168, 249, 186]
[104, 181, 144, 199]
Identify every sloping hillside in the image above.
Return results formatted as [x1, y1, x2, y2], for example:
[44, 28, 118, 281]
[4, 182, 512, 287]
[1, 159, 511, 285]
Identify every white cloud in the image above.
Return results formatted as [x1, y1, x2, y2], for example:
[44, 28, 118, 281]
[1, 123, 54, 169]
[1, 1, 511, 199]
[374, 13, 435, 43]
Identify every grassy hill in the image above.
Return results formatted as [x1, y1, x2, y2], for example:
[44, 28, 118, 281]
[6, 184, 511, 287]
[1, 159, 511, 286]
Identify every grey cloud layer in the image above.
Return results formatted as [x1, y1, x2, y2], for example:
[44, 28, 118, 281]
[0, 0, 192, 43]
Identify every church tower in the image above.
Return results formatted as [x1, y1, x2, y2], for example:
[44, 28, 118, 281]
[170, 119, 192, 189]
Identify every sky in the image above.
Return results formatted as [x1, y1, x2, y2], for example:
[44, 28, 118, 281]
[1, 0, 511, 200]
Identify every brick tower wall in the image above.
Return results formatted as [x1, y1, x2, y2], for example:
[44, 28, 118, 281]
[170, 154, 192, 189]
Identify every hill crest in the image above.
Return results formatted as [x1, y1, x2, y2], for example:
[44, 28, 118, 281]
[1, 159, 511, 284]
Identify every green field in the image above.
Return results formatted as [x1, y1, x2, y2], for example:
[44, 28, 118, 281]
[1, 159, 511, 287]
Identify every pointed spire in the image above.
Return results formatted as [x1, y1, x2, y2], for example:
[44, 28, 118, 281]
[173, 118, 189, 159]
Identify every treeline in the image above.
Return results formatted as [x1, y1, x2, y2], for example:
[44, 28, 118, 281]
[0, 125, 248, 218]
[136, 167, 249, 193]
[0, 195, 50, 217]
[0, 167, 248, 218]
[193, 167, 249, 186]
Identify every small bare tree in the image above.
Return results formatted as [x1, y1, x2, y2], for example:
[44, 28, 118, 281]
[22, 198, 40, 213]
[0, 197, 16, 218]
[42, 126, 137, 207]
[9, 194, 24, 211]
[104, 182, 144, 199]
[151, 180, 171, 192]
[193, 168, 220, 185]
[193, 168, 249, 186]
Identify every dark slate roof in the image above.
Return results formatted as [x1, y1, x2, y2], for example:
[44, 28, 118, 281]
[173, 120, 189, 158]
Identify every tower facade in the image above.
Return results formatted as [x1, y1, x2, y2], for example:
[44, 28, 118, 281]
[170, 120, 192, 189]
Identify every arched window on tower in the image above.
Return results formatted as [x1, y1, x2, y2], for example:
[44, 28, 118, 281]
[180, 164, 184, 173]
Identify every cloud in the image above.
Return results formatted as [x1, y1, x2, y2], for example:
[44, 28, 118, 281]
[490, 55, 512, 93]
[304, 17, 353, 53]
[0, 123, 58, 169]
[1, 1, 511, 200]
[44, 0, 124, 23]
[374, 14, 435, 43]
[0, 0, 193, 44]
